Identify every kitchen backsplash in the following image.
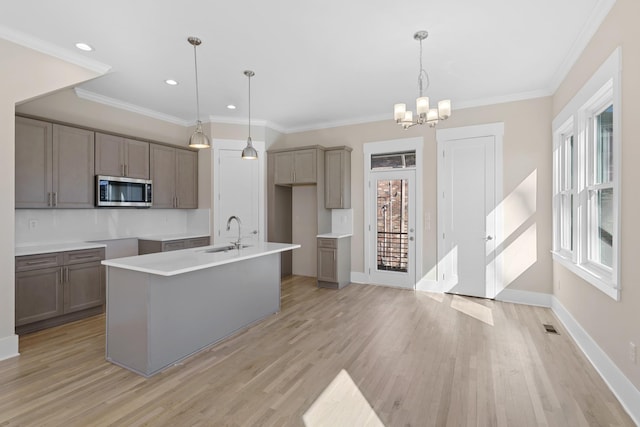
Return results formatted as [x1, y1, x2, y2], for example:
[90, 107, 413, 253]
[15, 209, 210, 246]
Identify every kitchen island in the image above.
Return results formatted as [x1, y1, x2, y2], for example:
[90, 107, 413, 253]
[102, 242, 299, 377]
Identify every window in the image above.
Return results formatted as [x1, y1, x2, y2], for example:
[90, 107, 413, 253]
[552, 47, 621, 300]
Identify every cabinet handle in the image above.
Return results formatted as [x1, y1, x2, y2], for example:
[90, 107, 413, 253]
[293, 171, 296, 182]
[60, 268, 63, 283]
[72, 255, 95, 259]
[124, 164, 128, 177]
[121, 164, 125, 176]
[53, 192, 58, 207]
[48, 192, 52, 207]
[334, 251, 336, 261]
[65, 267, 69, 283]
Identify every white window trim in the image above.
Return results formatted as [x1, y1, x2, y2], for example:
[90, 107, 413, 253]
[552, 47, 621, 301]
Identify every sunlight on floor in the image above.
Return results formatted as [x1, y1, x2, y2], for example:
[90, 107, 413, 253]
[303, 369, 385, 427]
[450, 295, 494, 326]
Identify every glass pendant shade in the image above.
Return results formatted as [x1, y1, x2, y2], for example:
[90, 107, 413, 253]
[189, 120, 210, 149]
[416, 97, 429, 117]
[438, 99, 452, 119]
[242, 136, 258, 159]
[394, 103, 406, 121]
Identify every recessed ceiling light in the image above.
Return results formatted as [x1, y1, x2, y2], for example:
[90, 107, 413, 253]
[165, 79, 179, 86]
[227, 104, 236, 110]
[75, 42, 93, 52]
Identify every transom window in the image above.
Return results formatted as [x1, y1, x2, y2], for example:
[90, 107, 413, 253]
[552, 47, 621, 300]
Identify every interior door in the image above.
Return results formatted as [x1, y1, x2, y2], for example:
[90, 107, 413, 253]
[441, 136, 496, 298]
[368, 169, 416, 289]
[216, 148, 261, 245]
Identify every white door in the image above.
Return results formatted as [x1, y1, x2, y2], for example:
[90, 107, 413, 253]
[368, 169, 416, 289]
[441, 136, 496, 298]
[214, 144, 264, 246]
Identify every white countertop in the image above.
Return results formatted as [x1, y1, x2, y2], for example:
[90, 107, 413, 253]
[16, 242, 107, 257]
[102, 242, 300, 276]
[137, 233, 210, 242]
[316, 233, 353, 239]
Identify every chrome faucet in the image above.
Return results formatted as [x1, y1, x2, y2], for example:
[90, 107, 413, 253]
[226, 216, 242, 248]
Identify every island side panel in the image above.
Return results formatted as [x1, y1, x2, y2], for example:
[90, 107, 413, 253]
[147, 253, 281, 375]
[105, 267, 150, 375]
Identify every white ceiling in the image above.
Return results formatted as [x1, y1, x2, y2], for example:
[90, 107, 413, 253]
[1, 0, 613, 132]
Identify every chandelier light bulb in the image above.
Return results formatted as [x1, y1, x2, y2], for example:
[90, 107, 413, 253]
[394, 103, 407, 122]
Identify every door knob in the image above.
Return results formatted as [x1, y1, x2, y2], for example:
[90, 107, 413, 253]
[251, 230, 258, 235]
[485, 236, 493, 241]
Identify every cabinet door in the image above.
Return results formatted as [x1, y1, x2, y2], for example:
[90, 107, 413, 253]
[53, 125, 95, 208]
[15, 117, 53, 208]
[317, 247, 337, 282]
[325, 150, 343, 208]
[162, 240, 187, 251]
[176, 149, 198, 208]
[15, 267, 63, 326]
[186, 237, 210, 248]
[124, 138, 150, 179]
[293, 149, 317, 184]
[64, 262, 103, 313]
[150, 144, 176, 208]
[95, 133, 124, 177]
[273, 152, 294, 185]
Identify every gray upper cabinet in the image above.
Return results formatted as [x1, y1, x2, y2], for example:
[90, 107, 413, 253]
[325, 147, 351, 209]
[15, 117, 53, 208]
[273, 148, 317, 185]
[15, 117, 94, 208]
[95, 133, 150, 179]
[176, 149, 198, 208]
[150, 143, 198, 208]
[53, 125, 95, 208]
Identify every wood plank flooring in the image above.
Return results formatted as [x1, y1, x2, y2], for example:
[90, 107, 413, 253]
[0, 276, 634, 426]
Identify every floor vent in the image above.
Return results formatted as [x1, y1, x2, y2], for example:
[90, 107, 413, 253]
[543, 324, 559, 334]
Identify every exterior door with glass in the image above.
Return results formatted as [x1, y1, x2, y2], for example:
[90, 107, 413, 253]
[368, 169, 416, 289]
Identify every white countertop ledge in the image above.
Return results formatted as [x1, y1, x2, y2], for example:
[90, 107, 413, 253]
[102, 242, 300, 276]
[316, 233, 353, 239]
[136, 233, 210, 242]
[16, 242, 107, 257]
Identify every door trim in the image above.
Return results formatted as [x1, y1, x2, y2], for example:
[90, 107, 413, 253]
[435, 123, 504, 295]
[212, 139, 266, 245]
[363, 137, 423, 288]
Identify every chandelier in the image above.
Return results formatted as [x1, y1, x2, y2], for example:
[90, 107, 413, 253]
[393, 31, 451, 129]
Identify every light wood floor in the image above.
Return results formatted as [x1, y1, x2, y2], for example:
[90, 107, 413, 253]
[0, 276, 634, 426]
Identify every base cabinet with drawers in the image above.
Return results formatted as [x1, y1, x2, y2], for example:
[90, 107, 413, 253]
[317, 236, 351, 289]
[138, 236, 210, 255]
[15, 248, 105, 334]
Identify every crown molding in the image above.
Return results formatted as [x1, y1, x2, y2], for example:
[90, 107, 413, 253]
[207, 115, 287, 134]
[454, 89, 552, 110]
[0, 25, 111, 75]
[547, 0, 617, 93]
[74, 88, 191, 126]
[282, 113, 391, 134]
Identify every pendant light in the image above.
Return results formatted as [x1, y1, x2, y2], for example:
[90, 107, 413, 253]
[187, 36, 210, 149]
[241, 70, 258, 159]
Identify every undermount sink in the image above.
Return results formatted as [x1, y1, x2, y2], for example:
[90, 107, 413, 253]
[204, 244, 251, 253]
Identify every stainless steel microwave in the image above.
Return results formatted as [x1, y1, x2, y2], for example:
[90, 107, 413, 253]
[96, 175, 152, 207]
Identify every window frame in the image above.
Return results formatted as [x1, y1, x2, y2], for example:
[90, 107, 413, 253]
[551, 47, 621, 301]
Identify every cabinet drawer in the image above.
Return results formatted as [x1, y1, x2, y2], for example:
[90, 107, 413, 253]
[162, 240, 187, 252]
[16, 253, 62, 272]
[64, 248, 105, 265]
[187, 237, 210, 248]
[318, 238, 337, 249]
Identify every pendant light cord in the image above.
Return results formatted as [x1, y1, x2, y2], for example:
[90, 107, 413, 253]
[248, 73, 251, 139]
[193, 43, 201, 122]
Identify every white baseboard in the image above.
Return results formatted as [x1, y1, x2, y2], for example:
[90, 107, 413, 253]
[0, 334, 19, 362]
[350, 272, 367, 284]
[494, 288, 552, 307]
[551, 297, 640, 425]
[416, 278, 440, 292]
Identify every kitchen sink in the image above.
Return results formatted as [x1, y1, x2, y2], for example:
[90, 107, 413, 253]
[204, 244, 252, 253]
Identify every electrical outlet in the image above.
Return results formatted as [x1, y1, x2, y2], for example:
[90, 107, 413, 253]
[28, 219, 38, 230]
[630, 342, 637, 364]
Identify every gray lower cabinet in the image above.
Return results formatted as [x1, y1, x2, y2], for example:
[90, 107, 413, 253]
[150, 144, 198, 208]
[324, 147, 352, 209]
[16, 117, 95, 208]
[317, 237, 351, 289]
[15, 248, 105, 334]
[138, 236, 210, 255]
